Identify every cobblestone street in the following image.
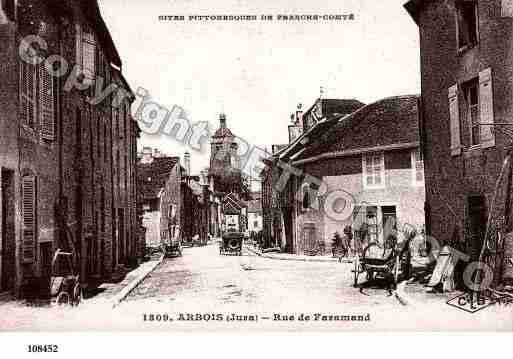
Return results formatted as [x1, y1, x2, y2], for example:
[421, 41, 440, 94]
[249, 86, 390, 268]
[127, 243, 400, 309]
[1, 242, 512, 331]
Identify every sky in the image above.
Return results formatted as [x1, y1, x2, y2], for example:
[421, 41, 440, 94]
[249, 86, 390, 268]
[98, 0, 420, 176]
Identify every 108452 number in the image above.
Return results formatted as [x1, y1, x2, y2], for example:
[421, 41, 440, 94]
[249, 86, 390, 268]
[27, 345, 59, 353]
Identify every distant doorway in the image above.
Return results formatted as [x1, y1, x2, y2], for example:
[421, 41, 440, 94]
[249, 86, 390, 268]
[468, 195, 487, 261]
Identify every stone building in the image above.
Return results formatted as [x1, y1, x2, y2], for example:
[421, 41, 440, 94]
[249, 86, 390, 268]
[404, 0, 513, 283]
[261, 98, 365, 252]
[292, 96, 425, 254]
[138, 148, 182, 249]
[0, 0, 138, 297]
[262, 96, 425, 254]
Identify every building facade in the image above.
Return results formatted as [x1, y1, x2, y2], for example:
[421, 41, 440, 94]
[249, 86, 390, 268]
[261, 98, 365, 252]
[138, 149, 182, 249]
[262, 96, 425, 255]
[0, 0, 138, 297]
[405, 0, 513, 284]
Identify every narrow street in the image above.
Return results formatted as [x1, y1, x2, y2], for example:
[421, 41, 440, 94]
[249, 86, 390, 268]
[1, 242, 512, 331]
[127, 243, 398, 310]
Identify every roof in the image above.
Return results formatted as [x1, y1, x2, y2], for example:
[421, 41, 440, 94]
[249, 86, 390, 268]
[297, 95, 420, 160]
[404, 0, 426, 24]
[277, 115, 341, 161]
[87, 1, 122, 67]
[246, 199, 262, 214]
[319, 98, 366, 116]
[43, 1, 122, 66]
[213, 127, 234, 138]
[137, 157, 179, 200]
[275, 98, 365, 160]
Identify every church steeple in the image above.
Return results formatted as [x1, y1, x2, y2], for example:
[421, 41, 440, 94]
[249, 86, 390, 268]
[209, 113, 240, 192]
[219, 113, 227, 128]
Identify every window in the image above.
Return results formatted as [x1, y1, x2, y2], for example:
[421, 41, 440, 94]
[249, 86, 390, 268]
[81, 25, 96, 81]
[168, 205, 176, 219]
[366, 206, 378, 244]
[363, 153, 385, 188]
[456, 1, 478, 50]
[411, 149, 424, 184]
[21, 175, 36, 263]
[462, 78, 480, 146]
[39, 64, 55, 140]
[20, 62, 36, 128]
[301, 183, 311, 210]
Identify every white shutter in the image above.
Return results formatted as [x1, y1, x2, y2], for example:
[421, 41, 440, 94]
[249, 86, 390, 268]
[39, 65, 55, 140]
[22, 175, 36, 263]
[448, 84, 461, 156]
[479, 68, 495, 148]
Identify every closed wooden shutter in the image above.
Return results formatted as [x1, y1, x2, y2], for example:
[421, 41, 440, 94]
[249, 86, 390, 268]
[22, 175, 36, 263]
[20, 62, 36, 127]
[448, 84, 461, 156]
[479, 68, 495, 148]
[39, 65, 55, 140]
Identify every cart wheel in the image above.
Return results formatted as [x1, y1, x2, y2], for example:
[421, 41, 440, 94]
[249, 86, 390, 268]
[366, 271, 374, 281]
[73, 284, 82, 306]
[353, 256, 360, 287]
[57, 292, 70, 306]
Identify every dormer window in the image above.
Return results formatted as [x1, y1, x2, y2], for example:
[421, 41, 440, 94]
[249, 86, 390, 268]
[456, 1, 478, 51]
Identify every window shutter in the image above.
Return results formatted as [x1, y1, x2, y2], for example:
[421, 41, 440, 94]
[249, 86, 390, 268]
[479, 68, 495, 148]
[448, 84, 461, 156]
[502, 0, 513, 17]
[20, 62, 35, 127]
[22, 175, 36, 263]
[39, 65, 55, 140]
[75, 23, 82, 65]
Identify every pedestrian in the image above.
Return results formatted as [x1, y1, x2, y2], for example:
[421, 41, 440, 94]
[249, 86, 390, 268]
[342, 225, 353, 258]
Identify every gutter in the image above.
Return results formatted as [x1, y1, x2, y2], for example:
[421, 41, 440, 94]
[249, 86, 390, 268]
[293, 142, 420, 166]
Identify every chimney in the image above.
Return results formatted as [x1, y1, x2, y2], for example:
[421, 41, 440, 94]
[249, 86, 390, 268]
[141, 146, 153, 163]
[184, 152, 191, 176]
[295, 103, 303, 125]
[219, 113, 227, 129]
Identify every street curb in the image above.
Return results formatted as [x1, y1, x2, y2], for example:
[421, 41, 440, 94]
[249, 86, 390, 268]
[244, 245, 353, 263]
[111, 254, 165, 308]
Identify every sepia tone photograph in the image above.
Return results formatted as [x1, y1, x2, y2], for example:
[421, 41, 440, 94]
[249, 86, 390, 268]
[1, 0, 513, 333]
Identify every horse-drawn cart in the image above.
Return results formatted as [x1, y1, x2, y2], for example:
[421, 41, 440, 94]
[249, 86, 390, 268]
[353, 242, 406, 288]
[220, 231, 243, 256]
[50, 249, 82, 306]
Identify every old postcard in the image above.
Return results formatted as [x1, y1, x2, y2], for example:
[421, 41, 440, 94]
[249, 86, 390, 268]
[1, 0, 513, 334]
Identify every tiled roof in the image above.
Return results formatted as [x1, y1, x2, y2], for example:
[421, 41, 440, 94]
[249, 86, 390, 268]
[213, 127, 234, 138]
[137, 157, 179, 200]
[320, 98, 366, 116]
[297, 95, 420, 160]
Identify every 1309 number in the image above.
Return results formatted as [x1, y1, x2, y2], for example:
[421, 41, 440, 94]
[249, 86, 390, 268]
[27, 345, 59, 353]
